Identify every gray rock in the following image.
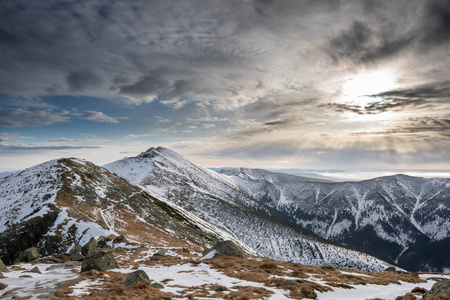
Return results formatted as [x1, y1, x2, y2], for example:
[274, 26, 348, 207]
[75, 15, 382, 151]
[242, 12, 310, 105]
[182, 248, 190, 253]
[384, 266, 396, 272]
[0, 258, 7, 272]
[422, 279, 450, 299]
[14, 247, 40, 264]
[123, 270, 152, 286]
[203, 240, 245, 258]
[28, 266, 42, 274]
[0, 282, 7, 290]
[215, 286, 228, 291]
[70, 251, 85, 261]
[282, 280, 299, 286]
[70, 244, 82, 254]
[81, 251, 119, 272]
[82, 238, 99, 257]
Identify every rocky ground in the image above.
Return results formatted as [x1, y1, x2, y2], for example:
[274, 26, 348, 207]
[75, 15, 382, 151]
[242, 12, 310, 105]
[0, 239, 449, 300]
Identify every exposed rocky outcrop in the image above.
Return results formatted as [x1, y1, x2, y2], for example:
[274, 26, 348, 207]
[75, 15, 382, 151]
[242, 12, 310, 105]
[81, 251, 119, 272]
[113, 235, 128, 245]
[14, 247, 40, 264]
[0, 206, 59, 265]
[203, 240, 245, 258]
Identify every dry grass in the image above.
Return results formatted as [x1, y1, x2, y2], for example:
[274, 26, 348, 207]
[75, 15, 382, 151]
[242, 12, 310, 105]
[225, 286, 273, 300]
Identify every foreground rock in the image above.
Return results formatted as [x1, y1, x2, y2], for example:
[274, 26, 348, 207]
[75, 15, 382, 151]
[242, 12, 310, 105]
[422, 279, 450, 299]
[13, 247, 40, 264]
[82, 238, 99, 257]
[113, 235, 128, 244]
[81, 251, 119, 272]
[203, 240, 245, 258]
[123, 270, 152, 286]
[0, 259, 7, 272]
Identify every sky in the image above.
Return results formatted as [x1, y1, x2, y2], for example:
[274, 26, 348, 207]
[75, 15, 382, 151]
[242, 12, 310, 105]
[1, 0, 450, 177]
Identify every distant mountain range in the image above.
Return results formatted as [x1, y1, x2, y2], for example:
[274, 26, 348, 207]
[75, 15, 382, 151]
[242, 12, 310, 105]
[219, 168, 450, 272]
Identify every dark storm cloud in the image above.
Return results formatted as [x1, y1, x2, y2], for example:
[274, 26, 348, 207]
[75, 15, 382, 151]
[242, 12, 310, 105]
[420, 0, 450, 45]
[119, 71, 171, 98]
[326, 20, 414, 64]
[66, 69, 104, 91]
[326, 0, 450, 65]
[370, 81, 450, 100]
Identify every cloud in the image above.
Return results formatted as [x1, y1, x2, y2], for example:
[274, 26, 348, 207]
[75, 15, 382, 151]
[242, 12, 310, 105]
[326, 19, 414, 64]
[0, 109, 68, 128]
[82, 111, 122, 123]
[0, 144, 101, 152]
[66, 69, 104, 91]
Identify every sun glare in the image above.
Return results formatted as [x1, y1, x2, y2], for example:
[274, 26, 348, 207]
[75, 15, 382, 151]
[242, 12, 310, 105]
[342, 70, 397, 103]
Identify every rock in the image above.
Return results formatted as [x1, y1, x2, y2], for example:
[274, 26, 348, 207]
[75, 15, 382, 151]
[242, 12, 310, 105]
[19, 275, 32, 278]
[123, 270, 152, 286]
[0, 258, 7, 272]
[215, 286, 228, 291]
[70, 251, 85, 261]
[182, 248, 190, 253]
[150, 282, 164, 289]
[0, 282, 7, 290]
[203, 240, 245, 258]
[70, 244, 82, 254]
[384, 267, 396, 272]
[81, 251, 119, 272]
[97, 237, 112, 249]
[82, 238, 99, 257]
[113, 235, 128, 244]
[282, 280, 299, 286]
[422, 279, 450, 299]
[28, 266, 42, 274]
[14, 247, 40, 264]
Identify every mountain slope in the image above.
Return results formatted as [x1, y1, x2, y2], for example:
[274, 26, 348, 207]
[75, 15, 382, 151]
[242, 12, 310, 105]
[0, 158, 255, 264]
[105, 147, 394, 272]
[220, 168, 450, 271]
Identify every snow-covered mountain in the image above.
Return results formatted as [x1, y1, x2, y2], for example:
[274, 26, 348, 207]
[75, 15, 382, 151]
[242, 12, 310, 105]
[105, 147, 394, 272]
[0, 158, 255, 264]
[220, 168, 450, 272]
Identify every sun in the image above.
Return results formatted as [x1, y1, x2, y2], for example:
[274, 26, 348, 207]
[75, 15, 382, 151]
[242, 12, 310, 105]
[342, 69, 397, 104]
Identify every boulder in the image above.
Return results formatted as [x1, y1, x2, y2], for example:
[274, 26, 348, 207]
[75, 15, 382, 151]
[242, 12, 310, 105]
[203, 240, 245, 258]
[70, 251, 85, 261]
[384, 267, 396, 272]
[150, 282, 164, 289]
[113, 235, 128, 244]
[0, 259, 7, 272]
[123, 270, 152, 286]
[0, 282, 7, 290]
[13, 247, 40, 264]
[69, 244, 82, 254]
[422, 279, 450, 299]
[81, 251, 119, 272]
[282, 280, 299, 286]
[28, 266, 42, 274]
[97, 237, 112, 249]
[82, 238, 99, 257]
